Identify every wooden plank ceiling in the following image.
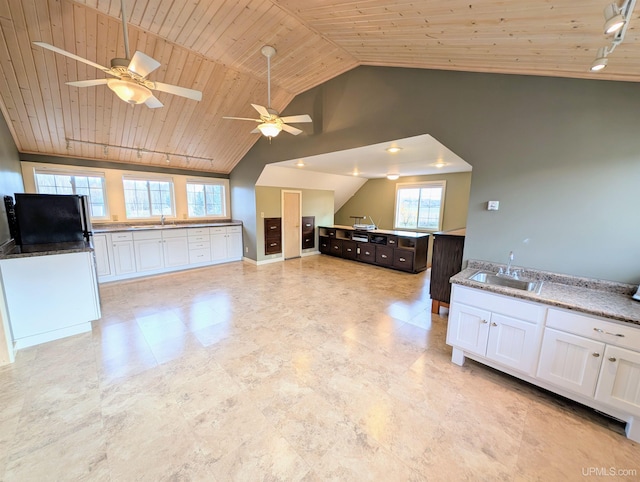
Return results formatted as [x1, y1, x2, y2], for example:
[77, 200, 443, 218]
[0, 0, 638, 174]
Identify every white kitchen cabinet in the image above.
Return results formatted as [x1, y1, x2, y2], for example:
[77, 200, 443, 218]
[447, 301, 538, 374]
[595, 345, 640, 417]
[537, 328, 605, 397]
[111, 232, 136, 275]
[210, 227, 228, 262]
[226, 226, 243, 260]
[162, 229, 189, 268]
[93, 233, 111, 277]
[0, 251, 100, 349]
[188, 228, 211, 264]
[133, 231, 164, 272]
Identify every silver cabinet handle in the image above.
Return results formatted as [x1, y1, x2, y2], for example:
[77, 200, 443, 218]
[381, 254, 387, 258]
[608, 357, 617, 362]
[481, 320, 488, 324]
[305, 224, 311, 227]
[399, 257, 406, 262]
[365, 251, 370, 255]
[346, 248, 352, 252]
[592, 352, 600, 357]
[593, 328, 625, 337]
[491, 322, 497, 327]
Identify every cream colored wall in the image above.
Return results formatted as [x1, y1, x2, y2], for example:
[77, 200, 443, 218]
[255, 186, 334, 262]
[20, 161, 230, 223]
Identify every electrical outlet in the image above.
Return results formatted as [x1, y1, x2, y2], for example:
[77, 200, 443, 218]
[261, 212, 264, 218]
[112, 214, 119, 221]
[245, 247, 249, 253]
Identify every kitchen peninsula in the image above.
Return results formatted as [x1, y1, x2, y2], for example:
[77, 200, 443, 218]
[318, 225, 429, 273]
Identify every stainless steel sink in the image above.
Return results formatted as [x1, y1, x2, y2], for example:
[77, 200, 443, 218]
[468, 270, 543, 293]
[131, 225, 163, 229]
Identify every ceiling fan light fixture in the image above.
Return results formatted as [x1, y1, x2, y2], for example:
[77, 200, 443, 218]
[107, 78, 152, 104]
[590, 47, 609, 72]
[603, 3, 626, 34]
[258, 122, 281, 137]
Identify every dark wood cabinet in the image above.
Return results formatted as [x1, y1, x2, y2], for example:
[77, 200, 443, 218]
[302, 216, 315, 249]
[318, 226, 429, 273]
[264, 218, 282, 255]
[430, 229, 466, 313]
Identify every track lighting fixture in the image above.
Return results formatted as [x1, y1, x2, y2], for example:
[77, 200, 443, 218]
[604, 3, 626, 34]
[590, 0, 636, 72]
[590, 47, 609, 72]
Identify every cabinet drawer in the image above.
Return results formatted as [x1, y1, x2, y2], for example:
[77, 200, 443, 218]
[265, 239, 281, 254]
[188, 234, 208, 243]
[111, 232, 133, 241]
[343, 240, 357, 260]
[451, 285, 544, 324]
[302, 235, 315, 249]
[393, 249, 414, 271]
[330, 239, 343, 256]
[227, 225, 242, 233]
[189, 241, 210, 250]
[133, 230, 162, 240]
[546, 308, 640, 351]
[162, 228, 188, 238]
[189, 249, 212, 263]
[358, 244, 376, 263]
[188, 228, 209, 236]
[386, 236, 398, 247]
[210, 227, 226, 234]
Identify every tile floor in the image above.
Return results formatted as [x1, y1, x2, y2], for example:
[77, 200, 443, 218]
[0, 255, 638, 481]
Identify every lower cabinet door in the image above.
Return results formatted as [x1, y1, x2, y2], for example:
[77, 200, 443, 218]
[357, 244, 376, 263]
[319, 236, 331, 254]
[595, 345, 640, 417]
[486, 314, 538, 374]
[393, 249, 414, 272]
[163, 237, 189, 267]
[342, 240, 357, 259]
[375, 245, 393, 266]
[93, 234, 111, 277]
[112, 241, 136, 275]
[330, 239, 343, 256]
[536, 328, 604, 397]
[135, 238, 164, 272]
[446, 303, 491, 357]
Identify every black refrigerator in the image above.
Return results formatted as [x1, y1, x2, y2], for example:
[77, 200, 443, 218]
[13, 193, 92, 245]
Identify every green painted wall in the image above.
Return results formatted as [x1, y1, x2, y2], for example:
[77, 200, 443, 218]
[0, 114, 24, 244]
[335, 172, 471, 231]
[255, 186, 334, 262]
[231, 66, 640, 283]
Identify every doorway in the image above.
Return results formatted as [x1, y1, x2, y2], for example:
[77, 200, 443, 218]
[282, 190, 301, 259]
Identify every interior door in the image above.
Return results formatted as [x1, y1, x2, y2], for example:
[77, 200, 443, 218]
[282, 190, 301, 259]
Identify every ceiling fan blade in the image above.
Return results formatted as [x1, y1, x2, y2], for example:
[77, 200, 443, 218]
[279, 114, 312, 124]
[281, 123, 303, 135]
[250, 127, 260, 134]
[151, 81, 202, 101]
[33, 41, 112, 75]
[66, 79, 109, 88]
[144, 96, 164, 109]
[223, 116, 260, 122]
[128, 51, 161, 78]
[251, 103, 270, 118]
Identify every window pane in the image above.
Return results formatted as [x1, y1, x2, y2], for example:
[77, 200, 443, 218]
[124, 178, 174, 218]
[35, 172, 107, 219]
[394, 183, 445, 231]
[187, 182, 226, 218]
[395, 188, 420, 229]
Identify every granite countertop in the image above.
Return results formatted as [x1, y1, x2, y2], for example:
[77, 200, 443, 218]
[451, 260, 640, 326]
[93, 221, 242, 233]
[0, 240, 93, 259]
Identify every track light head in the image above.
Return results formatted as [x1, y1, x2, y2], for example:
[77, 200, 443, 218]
[604, 3, 626, 34]
[590, 47, 609, 72]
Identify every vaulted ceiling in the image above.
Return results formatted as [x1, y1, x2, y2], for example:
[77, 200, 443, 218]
[1, 0, 638, 174]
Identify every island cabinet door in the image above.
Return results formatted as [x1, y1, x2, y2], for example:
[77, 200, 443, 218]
[485, 314, 538, 374]
[595, 345, 640, 417]
[446, 303, 491, 357]
[536, 328, 604, 398]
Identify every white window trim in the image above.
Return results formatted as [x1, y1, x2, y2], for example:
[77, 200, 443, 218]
[34, 167, 109, 220]
[185, 177, 230, 219]
[393, 180, 446, 232]
[122, 175, 176, 220]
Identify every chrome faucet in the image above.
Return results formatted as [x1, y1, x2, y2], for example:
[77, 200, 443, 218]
[160, 214, 165, 226]
[498, 251, 518, 278]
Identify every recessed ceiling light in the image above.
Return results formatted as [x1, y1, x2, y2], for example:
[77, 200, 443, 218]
[430, 161, 448, 168]
[386, 147, 402, 154]
[386, 174, 399, 180]
[352, 170, 359, 176]
[296, 160, 305, 167]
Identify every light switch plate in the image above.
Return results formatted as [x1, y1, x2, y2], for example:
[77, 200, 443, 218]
[487, 200, 499, 211]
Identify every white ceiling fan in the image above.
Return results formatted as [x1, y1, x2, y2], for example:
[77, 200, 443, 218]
[32, 0, 202, 108]
[223, 45, 312, 138]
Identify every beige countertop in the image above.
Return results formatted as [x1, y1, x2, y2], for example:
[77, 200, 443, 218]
[451, 260, 640, 326]
[93, 221, 242, 233]
[323, 225, 430, 239]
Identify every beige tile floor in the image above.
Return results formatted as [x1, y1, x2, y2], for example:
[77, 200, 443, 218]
[0, 255, 638, 481]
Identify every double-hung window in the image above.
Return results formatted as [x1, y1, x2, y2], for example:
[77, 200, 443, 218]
[123, 177, 175, 219]
[34, 169, 108, 219]
[186, 179, 229, 218]
[394, 181, 446, 231]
